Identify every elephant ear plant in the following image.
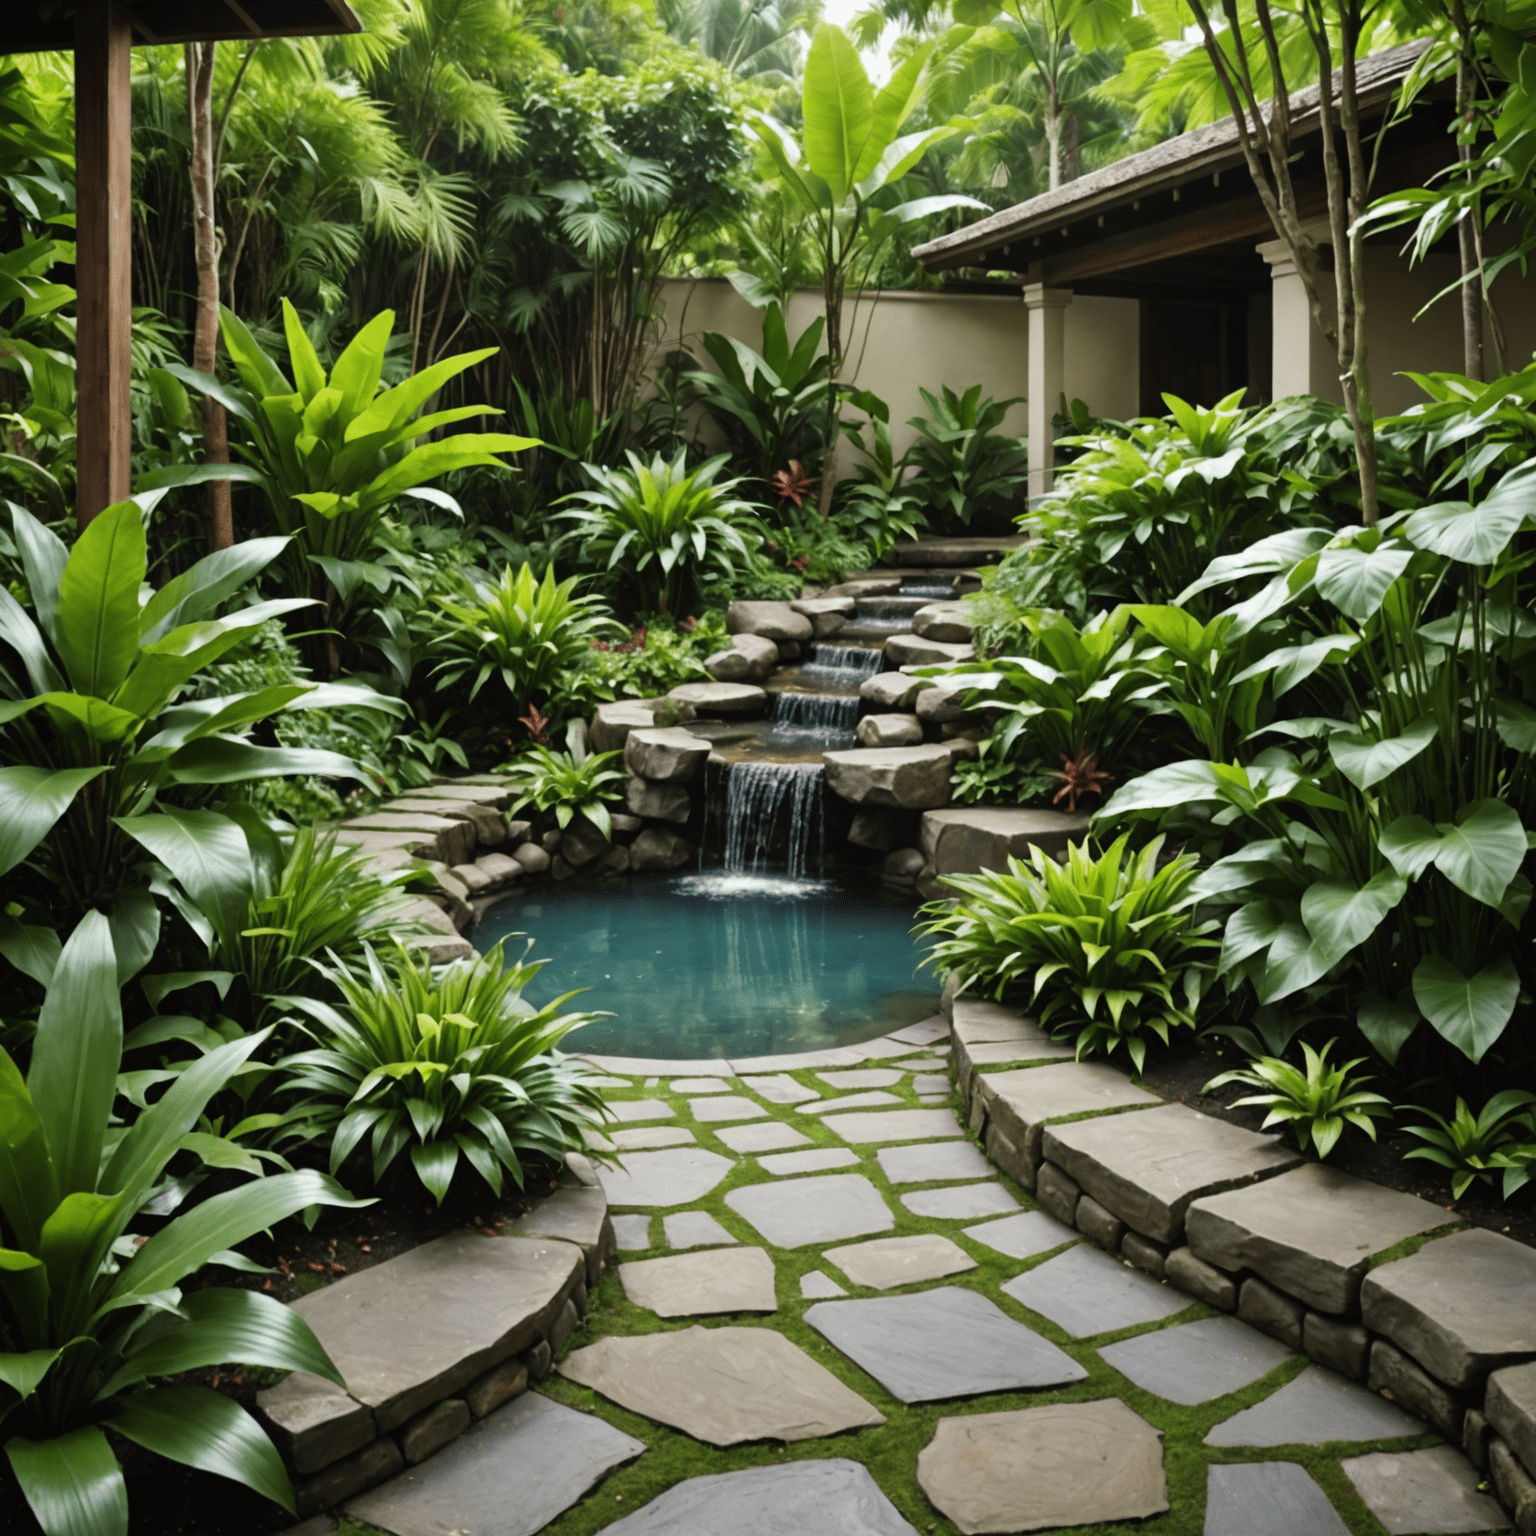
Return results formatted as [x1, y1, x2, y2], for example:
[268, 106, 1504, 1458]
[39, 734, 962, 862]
[0, 914, 364, 1535]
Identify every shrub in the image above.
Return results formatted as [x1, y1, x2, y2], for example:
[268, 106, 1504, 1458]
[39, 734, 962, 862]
[501, 730, 626, 840]
[898, 384, 1027, 532]
[0, 914, 362, 1535]
[579, 612, 727, 700]
[1402, 1091, 1536, 1200]
[279, 940, 608, 1202]
[917, 834, 1219, 1072]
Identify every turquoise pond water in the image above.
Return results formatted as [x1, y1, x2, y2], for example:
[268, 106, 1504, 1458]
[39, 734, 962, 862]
[474, 871, 939, 1060]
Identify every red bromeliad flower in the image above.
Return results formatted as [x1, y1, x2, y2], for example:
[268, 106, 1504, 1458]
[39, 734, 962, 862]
[1050, 749, 1114, 812]
[517, 703, 552, 744]
[771, 459, 815, 508]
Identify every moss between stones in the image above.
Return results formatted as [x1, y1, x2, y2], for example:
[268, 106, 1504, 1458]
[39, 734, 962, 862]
[1365, 1220, 1468, 1271]
[337, 1061, 1457, 1536]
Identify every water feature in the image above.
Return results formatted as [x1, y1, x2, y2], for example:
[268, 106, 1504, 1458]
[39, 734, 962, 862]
[724, 759, 825, 877]
[475, 872, 937, 1058]
[899, 580, 956, 598]
[771, 690, 859, 735]
[801, 643, 884, 681]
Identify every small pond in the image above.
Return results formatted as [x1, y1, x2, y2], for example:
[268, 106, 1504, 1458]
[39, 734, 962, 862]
[475, 871, 938, 1060]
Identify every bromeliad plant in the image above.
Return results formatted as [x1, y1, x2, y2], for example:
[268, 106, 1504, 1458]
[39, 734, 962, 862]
[0, 914, 364, 1535]
[917, 834, 1220, 1072]
[501, 725, 626, 840]
[278, 941, 609, 1203]
[1204, 1039, 1392, 1159]
[1401, 1092, 1536, 1201]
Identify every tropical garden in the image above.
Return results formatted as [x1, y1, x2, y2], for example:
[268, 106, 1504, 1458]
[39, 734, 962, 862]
[3, 0, 1536, 1528]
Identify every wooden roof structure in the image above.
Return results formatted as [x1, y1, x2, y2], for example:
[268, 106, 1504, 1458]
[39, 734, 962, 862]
[8, 1, 362, 52]
[912, 40, 1443, 301]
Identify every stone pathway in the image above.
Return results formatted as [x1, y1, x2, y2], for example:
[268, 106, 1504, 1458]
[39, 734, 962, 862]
[334, 1018, 1511, 1536]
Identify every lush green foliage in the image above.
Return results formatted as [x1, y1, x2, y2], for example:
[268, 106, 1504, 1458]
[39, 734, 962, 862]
[279, 941, 608, 1203]
[898, 384, 1027, 532]
[502, 739, 627, 840]
[918, 834, 1219, 1072]
[1401, 1091, 1536, 1201]
[0, 915, 363, 1536]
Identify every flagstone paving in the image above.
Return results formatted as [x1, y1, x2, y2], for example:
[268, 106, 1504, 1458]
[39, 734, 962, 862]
[337, 1017, 1493, 1536]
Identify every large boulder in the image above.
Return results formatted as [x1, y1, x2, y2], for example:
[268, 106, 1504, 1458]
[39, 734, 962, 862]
[668, 682, 768, 717]
[625, 776, 691, 824]
[915, 685, 975, 726]
[913, 601, 976, 643]
[823, 578, 900, 599]
[705, 632, 779, 683]
[791, 597, 855, 637]
[726, 601, 813, 643]
[920, 806, 1090, 877]
[885, 633, 975, 667]
[560, 815, 611, 870]
[590, 700, 656, 754]
[624, 727, 712, 783]
[629, 828, 694, 871]
[856, 713, 923, 748]
[823, 743, 955, 809]
[861, 671, 929, 709]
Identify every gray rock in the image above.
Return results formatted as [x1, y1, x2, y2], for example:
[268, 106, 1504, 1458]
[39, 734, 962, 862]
[625, 726, 712, 782]
[294, 1437, 403, 1518]
[600, 845, 631, 874]
[845, 808, 908, 852]
[1122, 1232, 1169, 1279]
[619, 1247, 778, 1317]
[274, 1233, 581, 1436]
[861, 671, 928, 709]
[255, 1372, 376, 1476]
[604, 1458, 919, 1536]
[776, 639, 802, 662]
[759, 1147, 860, 1175]
[1034, 1161, 1082, 1227]
[917, 1399, 1168, 1534]
[606, 1126, 695, 1151]
[345, 1392, 643, 1536]
[1342, 1444, 1509, 1536]
[716, 1121, 813, 1153]
[411, 781, 514, 811]
[560, 1325, 884, 1444]
[608, 1098, 674, 1123]
[805, 1090, 904, 1115]
[876, 1140, 991, 1184]
[726, 1173, 895, 1248]
[921, 805, 1091, 879]
[690, 1094, 769, 1122]
[900, 1182, 1019, 1221]
[611, 1214, 652, 1249]
[547, 1295, 580, 1353]
[509, 1185, 614, 1287]
[1043, 1103, 1300, 1247]
[818, 1068, 902, 1089]
[791, 596, 856, 636]
[913, 601, 974, 642]
[1361, 1228, 1536, 1391]
[962, 1210, 1077, 1260]
[629, 826, 694, 870]
[1204, 1364, 1428, 1446]
[801, 1271, 847, 1298]
[1304, 1312, 1371, 1381]
[1101, 1315, 1293, 1406]
[668, 680, 769, 716]
[912, 1073, 949, 1096]
[610, 811, 643, 842]
[914, 685, 972, 725]
[884, 633, 975, 666]
[507, 818, 532, 843]
[856, 713, 923, 748]
[974, 1062, 1160, 1166]
[1076, 1195, 1125, 1253]
[741, 1074, 822, 1104]
[822, 1107, 965, 1145]
[449, 861, 493, 894]
[881, 848, 926, 883]
[1239, 1277, 1306, 1350]
[342, 811, 474, 865]
[541, 828, 563, 853]
[590, 700, 657, 753]
[398, 1397, 470, 1463]
[891, 1015, 949, 1047]
[727, 600, 814, 642]
[824, 1233, 977, 1290]
[462, 1357, 527, 1419]
[1203, 1462, 1349, 1536]
[1166, 1245, 1239, 1311]
[734, 631, 783, 672]
[625, 775, 691, 823]
[1369, 1338, 1467, 1440]
[673, 1077, 732, 1094]
[404, 930, 475, 964]
[475, 850, 522, 887]
[512, 841, 551, 875]
[560, 818, 610, 869]
[808, 1287, 1087, 1404]
[596, 1147, 734, 1208]
[706, 646, 756, 681]
[1489, 1362, 1536, 1484]
[823, 743, 955, 809]
[521, 1339, 552, 1381]
[1489, 1437, 1536, 1534]
[1187, 1163, 1448, 1316]
[389, 796, 505, 848]
[1003, 1242, 1190, 1338]
[663, 1211, 738, 1249]
[1465, 1405, 1495, 1470]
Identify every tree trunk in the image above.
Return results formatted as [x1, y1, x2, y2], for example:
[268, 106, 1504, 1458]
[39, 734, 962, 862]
[187, 42, 233, 551]
[1455, 54, 1484, 380]
[817, 253, 844, 518]
[1045, 86, 1062, 192]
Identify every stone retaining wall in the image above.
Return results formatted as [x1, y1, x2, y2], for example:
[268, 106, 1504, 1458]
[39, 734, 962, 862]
[945, 987, 1536, 1533]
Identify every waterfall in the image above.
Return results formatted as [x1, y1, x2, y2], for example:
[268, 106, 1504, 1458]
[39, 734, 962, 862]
[724, 761, 825, 878]
[803, 644, 883, 681]
[900, 580, 955, 598]
[773, 691, 860, 732]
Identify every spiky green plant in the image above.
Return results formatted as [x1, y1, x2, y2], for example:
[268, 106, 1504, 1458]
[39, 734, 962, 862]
[501, 743, 626, 840]
[1402, 1091, 1536, 1200]
[917, 833, 1219, 1072]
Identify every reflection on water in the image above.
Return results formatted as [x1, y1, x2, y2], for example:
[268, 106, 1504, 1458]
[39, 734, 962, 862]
[475, 871, 937, 1060]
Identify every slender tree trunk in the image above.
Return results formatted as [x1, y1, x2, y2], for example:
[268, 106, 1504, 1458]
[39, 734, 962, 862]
[1454, 51, 1484, 379]
[187, 41, 233, 550]
[1045, 85, 1062, 192]
[817, 249, 844, 518]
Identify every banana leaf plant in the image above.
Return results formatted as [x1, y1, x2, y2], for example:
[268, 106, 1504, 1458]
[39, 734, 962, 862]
[0, 498, 393, 941]
[0, 913, 366, 1535]
[171, 301, 535, 671]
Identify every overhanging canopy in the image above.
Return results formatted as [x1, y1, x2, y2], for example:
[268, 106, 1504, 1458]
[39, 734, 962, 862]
[6, 1, 361, 52]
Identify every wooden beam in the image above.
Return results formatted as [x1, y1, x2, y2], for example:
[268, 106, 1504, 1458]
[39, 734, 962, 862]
[74, 0, 135, 528]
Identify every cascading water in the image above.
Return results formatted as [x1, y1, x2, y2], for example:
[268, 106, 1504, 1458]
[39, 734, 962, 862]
[723, 760, 825, 878]
[772, 690, 859, 734]
[802, 643, 883, 681]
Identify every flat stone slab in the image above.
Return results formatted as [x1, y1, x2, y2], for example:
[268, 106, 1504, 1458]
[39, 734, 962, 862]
[824, 1233, 977, 1290]
[611, 1126, 695, 1150]
[912, 1074, 949, 1095]
[1203, 1462, 1349, 1536]
[731, 1048, 865, 1072]
[269, 1234, 580, 1436]
[1489, 1360, 1536, 1478]
[1099, 1316, 1293, 1406]
[1187, 1162, 1448, 1314]
[690, 1096, 770, 1123]
[674, 1078, 732, 1093]
[951, 1000, 1049, 1044]
[823, 1109, 964, 1145]
[759, 1148, 860, 1175]
[1340, 1445, 1509, 1534]
[582, 1054, 733, 1076]
[612, 1215, 652, 1249]
[806, 1091, 904, 1115]
[726, 1174, 894, 1248]
[597, 1148, 735, 1209]
[742, 1074, 823, 1104]
[608, 1099, 676, 1123]
[877, 1141, 991, 1184]
[922, 807, 1089, 878]
[1003, 1243, 1189, 1337]
[801, 1271, 847, 1299]
[560, 1326, 884, 1445]
[1043, 1102, 1301, 1246]
[900, 1183, 1019, 1221]
[669, 680, 768, 714]
[961, 1211, 1077, 1260]
[978, 1063, 1161, 1161]
[1205, 1364, 1428, 1446]
[509, 1185, 611, 1257]
[823, 743, 957, 811]
[1360, 1227, 1536, 1391]
[664, 1211, 738, 1249]
[817, 1069, 903, 1089]
[967, 1040, 1076, 1069]
[604, 1458, 920, 1536]
[619, 1248, 777, 1317]
[344, 1393, 642, 1536]
[715, 1122, 812, 1154]
[917, 1399, 1168, 1534]
[807, 1287, 1087, 1403]
[889, 1016, 949, 1046]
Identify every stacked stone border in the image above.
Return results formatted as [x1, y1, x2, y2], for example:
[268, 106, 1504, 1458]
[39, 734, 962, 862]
[946, 984, 1536, 1534]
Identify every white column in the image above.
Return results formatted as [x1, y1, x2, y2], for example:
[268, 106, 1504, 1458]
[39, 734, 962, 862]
[1256, 234, 1341, 404]
[1024, 283, 1072, 497]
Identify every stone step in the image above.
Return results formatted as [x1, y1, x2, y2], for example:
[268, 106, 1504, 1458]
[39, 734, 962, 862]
[889, 536, 1028, 568]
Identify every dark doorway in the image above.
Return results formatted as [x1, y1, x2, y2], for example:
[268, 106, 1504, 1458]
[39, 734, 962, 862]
[1140, 299, 1250, 414]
